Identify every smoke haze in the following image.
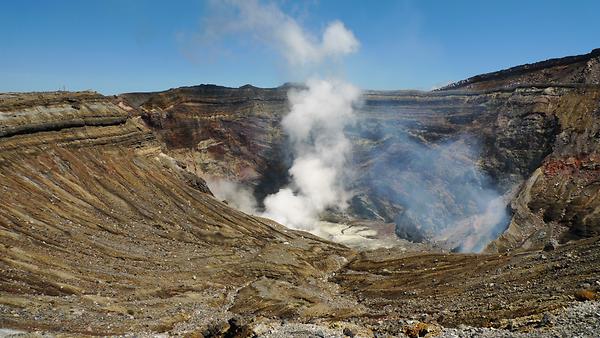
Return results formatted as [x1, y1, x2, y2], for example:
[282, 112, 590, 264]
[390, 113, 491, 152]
[359, 125, 510, 252]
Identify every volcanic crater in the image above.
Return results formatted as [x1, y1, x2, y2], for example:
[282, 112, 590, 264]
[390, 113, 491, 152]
[1, 49, 600, 337]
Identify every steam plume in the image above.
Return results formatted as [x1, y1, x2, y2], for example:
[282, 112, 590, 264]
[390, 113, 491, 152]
[263, 79, 360, 229]
[202, 0, 360, 231]
[205, 178, 257, 214]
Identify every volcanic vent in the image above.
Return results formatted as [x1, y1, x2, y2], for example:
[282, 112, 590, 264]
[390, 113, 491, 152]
[120, 48, 600, 254]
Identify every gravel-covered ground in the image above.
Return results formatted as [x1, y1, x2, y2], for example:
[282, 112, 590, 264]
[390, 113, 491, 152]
[2, 301, 598, 337]
[439, 301, 600, 338]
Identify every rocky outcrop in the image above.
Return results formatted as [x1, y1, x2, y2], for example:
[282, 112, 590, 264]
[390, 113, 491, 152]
[118, 84, 291, 203]
[0, 91, 128, 138]
[356, 74, 600, 252]
[489, 86, 600, 252]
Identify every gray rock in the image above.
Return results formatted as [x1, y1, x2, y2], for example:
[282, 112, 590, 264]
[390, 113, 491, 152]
[541, 313, 555, 326]
[543, 239, 559, 251]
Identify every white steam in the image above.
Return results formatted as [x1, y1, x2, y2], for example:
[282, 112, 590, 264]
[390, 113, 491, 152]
[263, 79, 360, 229]
[205, 178, 257, 214]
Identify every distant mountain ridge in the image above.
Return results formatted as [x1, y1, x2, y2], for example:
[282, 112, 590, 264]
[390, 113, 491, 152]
[440, 48, 600, 90]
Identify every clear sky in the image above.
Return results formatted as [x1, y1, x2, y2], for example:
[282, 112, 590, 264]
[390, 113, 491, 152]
[1, 0, 599, 94]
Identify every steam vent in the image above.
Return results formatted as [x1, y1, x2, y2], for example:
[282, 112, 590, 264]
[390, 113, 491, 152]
[1, 1, 600, 337]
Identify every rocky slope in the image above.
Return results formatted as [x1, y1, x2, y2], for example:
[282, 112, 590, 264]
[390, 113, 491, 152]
[0, 92, 359, 335]
[119, 48, 600, 253]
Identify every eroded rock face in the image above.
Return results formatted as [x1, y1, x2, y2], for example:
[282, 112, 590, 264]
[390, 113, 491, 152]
[0, 91, 128, 138]
[489, 87, 600, 252]
[118, 84, 291, 203]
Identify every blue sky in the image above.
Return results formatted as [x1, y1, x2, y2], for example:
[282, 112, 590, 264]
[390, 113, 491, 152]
[1, 0, 599, 94]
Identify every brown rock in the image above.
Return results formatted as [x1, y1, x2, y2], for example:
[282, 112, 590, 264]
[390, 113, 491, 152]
[574, 289, 597, 301]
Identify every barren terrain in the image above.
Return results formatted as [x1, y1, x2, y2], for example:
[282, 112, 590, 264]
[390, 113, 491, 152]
[1, 49, 600, 337]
